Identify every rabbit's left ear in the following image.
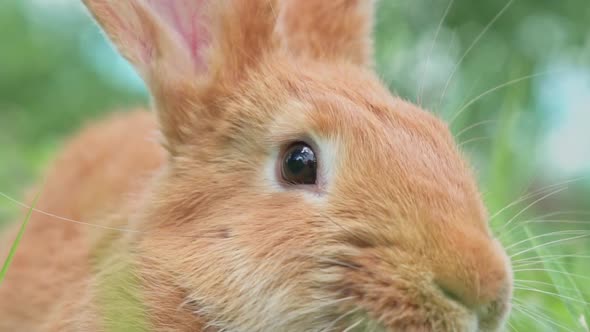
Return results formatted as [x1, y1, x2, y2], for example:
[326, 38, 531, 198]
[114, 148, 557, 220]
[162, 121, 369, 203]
[82, 0, 216, 150]
[83, 0, 279, 150]
[82, 0, 211, 83]
[277, 0, 376, 67]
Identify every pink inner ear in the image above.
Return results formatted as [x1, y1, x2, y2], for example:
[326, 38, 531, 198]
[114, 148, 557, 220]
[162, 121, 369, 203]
[146, 0, 209, 69]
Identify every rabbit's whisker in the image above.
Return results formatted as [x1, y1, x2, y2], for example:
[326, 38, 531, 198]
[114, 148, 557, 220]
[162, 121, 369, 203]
[512, 301, 576, 332]
[513, 286, 590, 305]
[498, 214, 590, 242]
[489, 177, 586, 223]
[451, 71, 560, 126]
[494, 187, 568, 236]
[506, 320, 521, 332]
[320, 307, 361, 332]
[512, 254, 590, 265]
[437, 0, 515, 111]
[0, 191, 142, 233]
[504, 230, 590, 251]
[512, 258, 589, 269]
[509, 233, 590, 259]
[417, 0, 454, 106]
[457, 136, 490, 148]
[513, 268, 590, 281]
[454, 119, 496, 138]
[343, 317, 365, 332]
[513, 279, 590, 295]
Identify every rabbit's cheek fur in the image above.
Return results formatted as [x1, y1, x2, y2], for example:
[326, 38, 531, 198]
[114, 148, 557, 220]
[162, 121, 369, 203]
[136, 177, 333, 331]
[318, 242, 511, 331]
[317, 112, 513, 331]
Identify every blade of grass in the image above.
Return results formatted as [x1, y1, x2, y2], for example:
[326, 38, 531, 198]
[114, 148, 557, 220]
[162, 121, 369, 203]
[523, 225, 590, 332]
[0, 191, 39, 285]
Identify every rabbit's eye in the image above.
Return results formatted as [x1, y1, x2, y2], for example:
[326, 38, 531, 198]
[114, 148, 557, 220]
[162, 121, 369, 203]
[281, 143, 317, 185]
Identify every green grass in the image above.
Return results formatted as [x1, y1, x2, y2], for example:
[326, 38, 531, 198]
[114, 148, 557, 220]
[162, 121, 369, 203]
[523, 225, 590, 331]
[0, 191, 39, 285]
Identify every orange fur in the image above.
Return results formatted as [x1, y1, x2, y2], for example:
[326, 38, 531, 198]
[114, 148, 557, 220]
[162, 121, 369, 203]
[0, 1, 512, 331]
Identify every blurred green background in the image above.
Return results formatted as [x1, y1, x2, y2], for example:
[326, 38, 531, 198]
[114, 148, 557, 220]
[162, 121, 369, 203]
[1, 0, 589, 331]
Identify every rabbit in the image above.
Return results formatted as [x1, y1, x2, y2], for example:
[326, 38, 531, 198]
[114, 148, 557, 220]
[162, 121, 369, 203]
[0, 0, 513, 331]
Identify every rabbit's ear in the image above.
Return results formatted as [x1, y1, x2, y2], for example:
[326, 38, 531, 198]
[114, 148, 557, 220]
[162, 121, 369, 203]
[278, 1, 375, 67]
[83, 0, 278, 149]
[82, 0, 210, 80]
[83, 0, 279, 84]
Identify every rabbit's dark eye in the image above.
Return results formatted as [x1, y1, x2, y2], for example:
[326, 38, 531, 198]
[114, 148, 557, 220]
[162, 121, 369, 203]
[281, 143, 317, 185]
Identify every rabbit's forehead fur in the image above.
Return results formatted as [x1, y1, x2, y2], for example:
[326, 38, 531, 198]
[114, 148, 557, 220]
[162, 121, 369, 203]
[143, 58, 511, 331]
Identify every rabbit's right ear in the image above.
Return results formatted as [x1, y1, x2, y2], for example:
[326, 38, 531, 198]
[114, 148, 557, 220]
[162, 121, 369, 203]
[277, 1, 375, 67]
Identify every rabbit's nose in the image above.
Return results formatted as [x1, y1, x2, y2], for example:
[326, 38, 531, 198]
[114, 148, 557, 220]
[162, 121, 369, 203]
[432, 237, 512, 311]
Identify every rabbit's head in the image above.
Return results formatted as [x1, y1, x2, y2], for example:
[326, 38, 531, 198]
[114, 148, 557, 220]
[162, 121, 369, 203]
[83, 1, 512, 331]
